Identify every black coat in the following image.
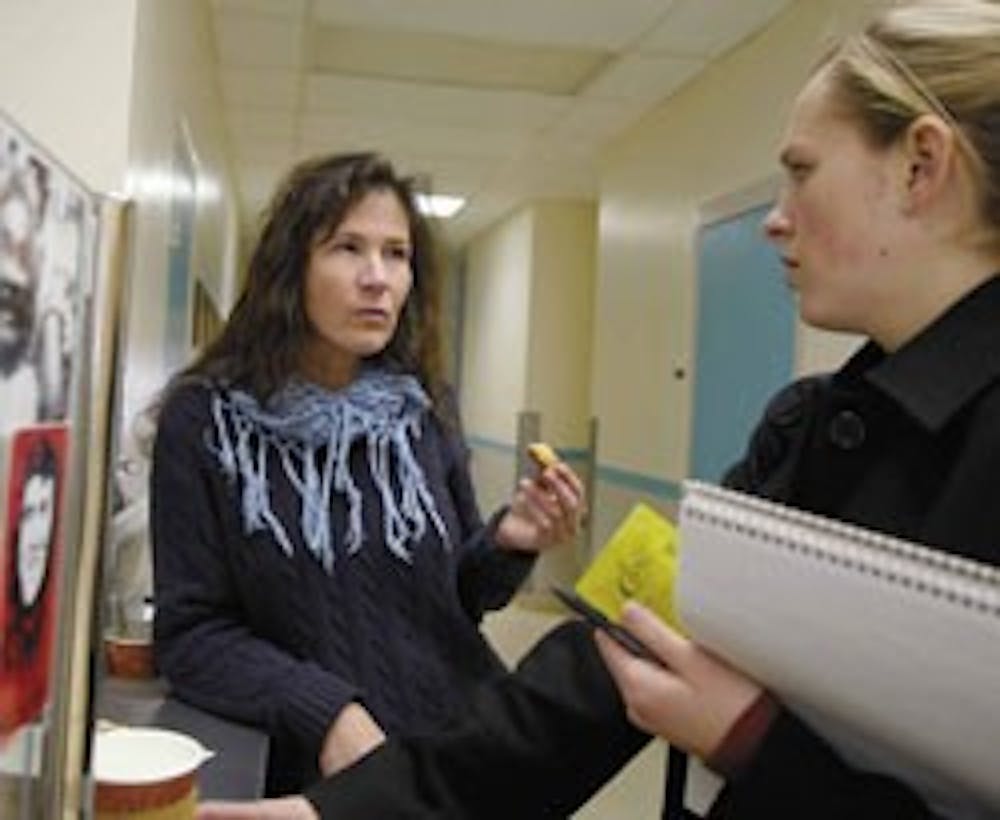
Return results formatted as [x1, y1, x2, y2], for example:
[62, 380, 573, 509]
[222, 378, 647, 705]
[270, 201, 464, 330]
[305, 275, 1000, 818]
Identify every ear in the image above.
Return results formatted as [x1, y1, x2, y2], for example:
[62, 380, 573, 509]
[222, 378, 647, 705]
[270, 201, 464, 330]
[899, 114, 957, 212]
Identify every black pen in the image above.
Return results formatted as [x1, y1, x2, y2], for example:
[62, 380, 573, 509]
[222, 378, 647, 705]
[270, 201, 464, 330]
[551, 586, 669, 669]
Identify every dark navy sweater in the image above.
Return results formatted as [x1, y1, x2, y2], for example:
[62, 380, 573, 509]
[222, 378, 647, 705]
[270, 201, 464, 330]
[151, 383, 535, 794]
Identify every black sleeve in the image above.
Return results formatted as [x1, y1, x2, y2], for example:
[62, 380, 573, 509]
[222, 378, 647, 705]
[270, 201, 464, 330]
[151, 385, 359, 761]
[304, 621, 649, 819]
[719, 711, 941, 819]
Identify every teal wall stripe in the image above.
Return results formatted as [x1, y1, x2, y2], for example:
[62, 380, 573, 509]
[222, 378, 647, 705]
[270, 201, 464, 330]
[594, 464, 682, 502]
[466, 435, 514, 454]
[467, 436, 681, 501]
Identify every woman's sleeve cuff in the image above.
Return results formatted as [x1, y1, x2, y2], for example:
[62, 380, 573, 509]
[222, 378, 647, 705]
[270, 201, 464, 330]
[706, 692, 780, 778]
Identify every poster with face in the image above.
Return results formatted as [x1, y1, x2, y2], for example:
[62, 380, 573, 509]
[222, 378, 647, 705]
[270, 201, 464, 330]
[0, 116, 91, 435]
[0, 424, 68, 738]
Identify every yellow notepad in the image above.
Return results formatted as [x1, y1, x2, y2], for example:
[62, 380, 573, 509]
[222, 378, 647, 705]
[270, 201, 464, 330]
[574, 502, 683, 632]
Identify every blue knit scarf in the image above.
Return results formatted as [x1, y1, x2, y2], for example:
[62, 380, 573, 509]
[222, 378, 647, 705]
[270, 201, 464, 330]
[208, 370, 449, 572]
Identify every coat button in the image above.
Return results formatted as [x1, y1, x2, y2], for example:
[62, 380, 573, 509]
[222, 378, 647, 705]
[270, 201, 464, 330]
[828, 409, 866, 450]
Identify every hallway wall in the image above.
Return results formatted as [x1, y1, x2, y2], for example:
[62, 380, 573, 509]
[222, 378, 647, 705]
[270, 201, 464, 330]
[524, 200, 597, 584]
[0, 0, 136, 192]
[0, 0, 241, 449]
[118, 0, 241, 432]
[461, 206, 533, 512]
[0, 3, 239, 815]
[587, 0, 890, 543]
[460, 200, 597, 588]
[525, 200, 596, 451]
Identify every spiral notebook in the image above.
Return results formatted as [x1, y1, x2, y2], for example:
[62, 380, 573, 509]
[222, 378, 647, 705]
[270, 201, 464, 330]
[676, 480, 1000, 817]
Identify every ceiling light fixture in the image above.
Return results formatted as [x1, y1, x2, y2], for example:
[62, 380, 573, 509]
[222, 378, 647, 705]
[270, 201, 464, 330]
[415, 193, 466, 219]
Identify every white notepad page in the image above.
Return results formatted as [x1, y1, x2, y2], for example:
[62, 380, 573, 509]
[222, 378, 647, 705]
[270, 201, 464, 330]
[677, 480, 1000, 818]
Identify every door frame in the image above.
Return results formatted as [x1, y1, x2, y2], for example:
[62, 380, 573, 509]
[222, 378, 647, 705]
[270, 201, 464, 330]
[698, 174, 781, 231]
[689, 174, 790, 480]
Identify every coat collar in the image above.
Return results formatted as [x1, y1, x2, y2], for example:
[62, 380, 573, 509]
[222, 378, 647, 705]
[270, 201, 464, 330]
[837, 274, 1000, 432]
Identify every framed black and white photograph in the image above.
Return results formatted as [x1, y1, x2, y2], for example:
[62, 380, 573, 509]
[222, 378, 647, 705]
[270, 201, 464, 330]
[0, 116, 94, 435]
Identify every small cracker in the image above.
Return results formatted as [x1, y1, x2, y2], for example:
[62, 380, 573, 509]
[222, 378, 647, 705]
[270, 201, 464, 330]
[527, 442, 559, 469]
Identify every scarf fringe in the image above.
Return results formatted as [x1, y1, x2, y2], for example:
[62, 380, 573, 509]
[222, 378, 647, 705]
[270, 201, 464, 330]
[208, 373, 449, 571]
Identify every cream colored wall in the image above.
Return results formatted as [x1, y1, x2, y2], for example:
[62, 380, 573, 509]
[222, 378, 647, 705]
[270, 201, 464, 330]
[461, 202, 597, 541]
[526, 200, 596, 448]
[119, 0, 240, 430]
[460, 207, 533, 511]
[439, 249, 466, 386]
[461, 207, 533, 437]
[524, 200, 597, 586]
[0, 0, 137, 192]
[592, 0, 891, 509]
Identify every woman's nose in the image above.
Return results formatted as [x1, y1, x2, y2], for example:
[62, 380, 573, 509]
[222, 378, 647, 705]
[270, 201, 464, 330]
[358, 253, 389, 288]
[761, 205, 790, 242]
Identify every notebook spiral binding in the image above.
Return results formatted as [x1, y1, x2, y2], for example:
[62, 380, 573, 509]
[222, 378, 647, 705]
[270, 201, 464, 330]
[682, 480, 1000, 620]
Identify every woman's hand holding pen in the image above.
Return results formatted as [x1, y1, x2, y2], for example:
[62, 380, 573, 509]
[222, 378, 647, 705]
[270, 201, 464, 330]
[595, 602, 763, 760]
[496, 458, 586, 552]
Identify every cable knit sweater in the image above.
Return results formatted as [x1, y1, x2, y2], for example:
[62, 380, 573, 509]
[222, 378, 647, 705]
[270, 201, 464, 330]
[151, 381, 534, 794]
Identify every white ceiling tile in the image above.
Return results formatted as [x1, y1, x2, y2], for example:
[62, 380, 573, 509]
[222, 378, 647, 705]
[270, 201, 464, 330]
[295, 132, 384, 160]
[226, 107, 298, 142]
[237, 163, 285, 203]
[310, 0, 673, 50]
[232, 135, 295, 164]
[385, 155, 494, 198]
[246, 149, 493, 205]
[219, 68, 299, 107]
[213, 0, 794, 248]
[298, 114, 534, 159]
[639, 0, 794, 58]
[390, 156, 493, 195]
[213, 0, 308, 17]
[303, 74, 571, 131]
[582, 53, 704, 104]
[542, 98, 647, 146]
[492, 153, 599, 199]
[215, 13, 304, 69]
[416, 167, 492, 197]
[237, 166, 286, 225]
[309, 26, 607, 95]
[447, 192, 522, 244]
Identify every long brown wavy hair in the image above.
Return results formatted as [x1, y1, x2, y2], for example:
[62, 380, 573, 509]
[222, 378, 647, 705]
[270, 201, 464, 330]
[166, 152, 446, 407]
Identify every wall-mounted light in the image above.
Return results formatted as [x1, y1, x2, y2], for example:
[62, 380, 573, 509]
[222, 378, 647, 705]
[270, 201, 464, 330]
[415, 193, 466, 219]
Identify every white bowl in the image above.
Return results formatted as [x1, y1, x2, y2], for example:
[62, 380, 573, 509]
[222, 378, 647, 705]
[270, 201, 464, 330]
[92, 727, 213, 811]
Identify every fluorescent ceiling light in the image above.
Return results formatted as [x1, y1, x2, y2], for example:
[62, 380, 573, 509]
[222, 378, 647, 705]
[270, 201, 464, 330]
[416, 193, 466, 219]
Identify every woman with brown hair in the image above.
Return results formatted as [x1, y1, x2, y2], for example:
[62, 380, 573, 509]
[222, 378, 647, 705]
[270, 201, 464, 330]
[151, 152, 585, 796]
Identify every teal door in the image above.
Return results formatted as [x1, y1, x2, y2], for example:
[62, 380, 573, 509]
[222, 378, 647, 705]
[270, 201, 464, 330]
[690, 202, 795, 481]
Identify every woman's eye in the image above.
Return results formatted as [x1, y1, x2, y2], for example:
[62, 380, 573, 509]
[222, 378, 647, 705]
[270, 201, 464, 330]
[333, 240, 361, 254]
[386, 246, 410, 261]
[787, 163, 812, 181]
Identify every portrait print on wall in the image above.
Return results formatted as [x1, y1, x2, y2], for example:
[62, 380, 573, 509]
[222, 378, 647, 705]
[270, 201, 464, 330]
[0, 115, 92, 435]
[0, 424, 68, 739]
